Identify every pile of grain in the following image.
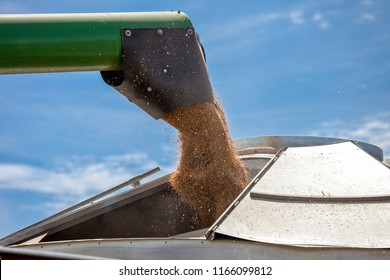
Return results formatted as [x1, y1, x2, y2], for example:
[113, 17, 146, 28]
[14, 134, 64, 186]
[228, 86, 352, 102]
[163, 101, 248, 227]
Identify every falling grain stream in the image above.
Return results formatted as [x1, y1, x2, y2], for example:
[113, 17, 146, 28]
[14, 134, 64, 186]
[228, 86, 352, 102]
[163, 101, 248, 227]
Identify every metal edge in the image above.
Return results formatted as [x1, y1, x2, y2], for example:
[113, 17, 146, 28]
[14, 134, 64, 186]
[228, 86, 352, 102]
[0, 246, 111, 260]
[0, 175, 171, 247]
[250, 193, 390, 204]
[205, 148, 286, 240]
[234, 136, 383, 161]
[0, 11, 191, 24]
[10, 238, 390, 260]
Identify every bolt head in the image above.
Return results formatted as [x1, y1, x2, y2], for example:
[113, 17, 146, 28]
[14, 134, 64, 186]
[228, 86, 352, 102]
[125, 30, 132, 37]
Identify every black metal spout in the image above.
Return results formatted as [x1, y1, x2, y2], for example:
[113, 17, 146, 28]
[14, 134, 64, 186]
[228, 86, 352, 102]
[101, 27, 214, 119]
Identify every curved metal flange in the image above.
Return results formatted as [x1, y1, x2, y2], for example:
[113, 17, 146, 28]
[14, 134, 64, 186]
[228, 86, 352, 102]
[101, 27, 214, 119]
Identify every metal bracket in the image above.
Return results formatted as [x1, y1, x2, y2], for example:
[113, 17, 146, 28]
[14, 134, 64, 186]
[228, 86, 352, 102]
[101, 27, 214, 119]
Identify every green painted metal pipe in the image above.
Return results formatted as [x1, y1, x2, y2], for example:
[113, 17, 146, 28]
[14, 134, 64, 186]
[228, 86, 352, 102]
[0, 12, 192, 74]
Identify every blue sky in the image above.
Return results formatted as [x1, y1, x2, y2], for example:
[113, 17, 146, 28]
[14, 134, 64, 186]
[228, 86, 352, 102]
[0, 0, 389, 237]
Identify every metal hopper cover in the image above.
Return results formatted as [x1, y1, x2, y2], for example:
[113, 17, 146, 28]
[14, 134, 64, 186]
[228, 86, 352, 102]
[213, 141, 390, 248]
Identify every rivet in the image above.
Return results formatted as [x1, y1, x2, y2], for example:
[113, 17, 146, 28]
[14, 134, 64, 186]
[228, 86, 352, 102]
[147, 86, 153, 92]
[187, 29, 194, 36]
[125, 30, 132, 37]
[157, 29, 163, 35]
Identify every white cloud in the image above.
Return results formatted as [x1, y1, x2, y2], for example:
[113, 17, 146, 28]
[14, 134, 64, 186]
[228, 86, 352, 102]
[0, 152, 174, 195]
[204, 5, 338, 49]
[360, 12, 377, 22]
[310, 112, 390, 156]
[289, 10, 305, 25]
[361, 0, 374, 6]
[313, 13, 330, 29]
[203, 11, 283, 44]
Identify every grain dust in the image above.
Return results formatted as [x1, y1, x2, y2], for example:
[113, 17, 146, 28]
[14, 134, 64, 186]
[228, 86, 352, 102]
[163, 101, 248, 227]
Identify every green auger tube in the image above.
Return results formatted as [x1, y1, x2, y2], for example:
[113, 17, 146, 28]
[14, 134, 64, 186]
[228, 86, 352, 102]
[0, 11, 192, 74]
